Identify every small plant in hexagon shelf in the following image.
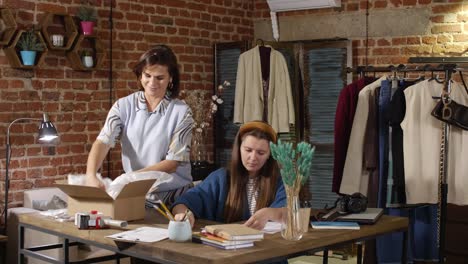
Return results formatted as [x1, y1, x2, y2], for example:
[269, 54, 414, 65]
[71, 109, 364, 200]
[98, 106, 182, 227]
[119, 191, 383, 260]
[81, 49, 94, 68]
[17, 29, 44, 51]
[77, 2, 97, 35]
[17, 29, 44, 66]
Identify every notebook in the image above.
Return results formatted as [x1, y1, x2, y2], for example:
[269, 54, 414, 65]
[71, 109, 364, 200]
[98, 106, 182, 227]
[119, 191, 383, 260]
[204, 224, 264, 241]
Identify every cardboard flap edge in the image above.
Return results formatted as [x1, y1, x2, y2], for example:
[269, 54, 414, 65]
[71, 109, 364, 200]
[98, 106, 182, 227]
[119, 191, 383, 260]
[54, 183, 113, 200]
[117, 179, 157, 199]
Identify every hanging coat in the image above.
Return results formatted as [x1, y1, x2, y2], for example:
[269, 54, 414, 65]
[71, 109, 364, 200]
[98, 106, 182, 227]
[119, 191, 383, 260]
[234, 45, 295, 133]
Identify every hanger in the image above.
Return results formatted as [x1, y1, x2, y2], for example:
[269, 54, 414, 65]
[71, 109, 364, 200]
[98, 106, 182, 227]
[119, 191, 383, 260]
[427, 64, 444, 83]
[256, 38, 265, 46]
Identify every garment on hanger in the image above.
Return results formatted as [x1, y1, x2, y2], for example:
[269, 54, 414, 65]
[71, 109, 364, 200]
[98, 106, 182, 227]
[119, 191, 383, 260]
[332, 77, 376, 194]
[386, 80, 418, 206]
[363, 86, 380, 208]
[401, 79, 468, 205]
[259, 45, 271, 122]
[233, 45, 295, 133]
[339, 75, 387, 195]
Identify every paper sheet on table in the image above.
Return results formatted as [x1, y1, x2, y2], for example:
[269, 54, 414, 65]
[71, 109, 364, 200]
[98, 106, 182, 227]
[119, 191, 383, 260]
[107, 227, 169, 243]
[262, 221, 282, 234]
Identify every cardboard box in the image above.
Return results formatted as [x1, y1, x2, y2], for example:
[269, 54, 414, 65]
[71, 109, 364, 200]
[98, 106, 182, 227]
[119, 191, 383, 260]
[55, 179, 155, 221]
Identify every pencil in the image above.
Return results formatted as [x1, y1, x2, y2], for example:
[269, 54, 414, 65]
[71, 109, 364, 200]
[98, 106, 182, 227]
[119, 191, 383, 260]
[182, 209, 192, 221]
[158, 200, 175, 220]
[153, 205, 170, 220]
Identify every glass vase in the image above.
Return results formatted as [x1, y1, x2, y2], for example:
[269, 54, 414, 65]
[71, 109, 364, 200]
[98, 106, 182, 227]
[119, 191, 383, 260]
[281, 189, 304, 241]
[192, 130, 206, 163]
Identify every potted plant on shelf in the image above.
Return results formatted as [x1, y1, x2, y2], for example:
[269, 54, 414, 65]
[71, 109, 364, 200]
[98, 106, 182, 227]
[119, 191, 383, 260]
[17, 29, 44, 66]
[81, 49, 94, 68]
[77, 3, 97, 35]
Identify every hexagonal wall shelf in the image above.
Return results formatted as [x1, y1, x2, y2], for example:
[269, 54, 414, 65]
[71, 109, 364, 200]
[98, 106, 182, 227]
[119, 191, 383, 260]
[4, 29, 49, 69]
[0, 8, 17, 46]
[38, 12, 78, 51]
[66, 34, 104, 71]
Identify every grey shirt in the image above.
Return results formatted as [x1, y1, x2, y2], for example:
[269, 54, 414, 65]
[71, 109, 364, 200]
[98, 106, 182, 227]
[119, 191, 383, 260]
[97, 91, 193, 192]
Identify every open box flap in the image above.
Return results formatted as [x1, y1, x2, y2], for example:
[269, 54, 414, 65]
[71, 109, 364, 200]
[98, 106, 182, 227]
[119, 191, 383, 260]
[54, 183, 113, 200]
[116, 179, 156, 199]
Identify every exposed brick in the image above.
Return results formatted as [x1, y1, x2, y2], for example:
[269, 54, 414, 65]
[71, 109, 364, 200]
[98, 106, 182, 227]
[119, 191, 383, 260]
[392, 37, 407, 45]
[432, 4, 464, 14]
[422, 36, 437, 44]
[407, 37, 421, 45]
[437, 34, 453, 43]
[401, 45, 433, 55]
[403, 0, 417, 6]
[418, 0, 431, 5]
[432, 43, 466, 53]
[431, 24, 463, 34]
[453, 34, 468, 42]
[377, 38, 391, 46]
[374, 1, 387, 8]
[389, 0, 403, 8]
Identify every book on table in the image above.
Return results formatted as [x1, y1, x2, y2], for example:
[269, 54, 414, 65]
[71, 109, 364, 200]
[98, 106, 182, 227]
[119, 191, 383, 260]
[204, 223, 264, 241]
[192, 232, 255, 250]
[201, 239, 254, 250]
[311, 221, 360, 230]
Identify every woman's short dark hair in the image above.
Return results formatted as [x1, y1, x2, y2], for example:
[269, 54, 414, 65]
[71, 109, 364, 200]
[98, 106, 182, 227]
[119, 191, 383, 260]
[132, 45, 180, 98]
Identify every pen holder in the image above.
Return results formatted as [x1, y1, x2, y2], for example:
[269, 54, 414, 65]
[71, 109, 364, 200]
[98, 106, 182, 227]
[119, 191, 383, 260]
[168, 220, 192, 242]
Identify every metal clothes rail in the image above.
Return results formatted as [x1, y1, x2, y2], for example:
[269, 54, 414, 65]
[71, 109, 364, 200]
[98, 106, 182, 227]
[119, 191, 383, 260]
[347, 57, 468, 264]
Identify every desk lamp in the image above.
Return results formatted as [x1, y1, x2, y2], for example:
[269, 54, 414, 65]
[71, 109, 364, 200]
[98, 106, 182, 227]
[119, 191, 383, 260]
[2, 113, 59, 235]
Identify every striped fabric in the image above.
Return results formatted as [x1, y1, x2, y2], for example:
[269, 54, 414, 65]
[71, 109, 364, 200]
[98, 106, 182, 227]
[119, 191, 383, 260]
[145, 182, 194, 208]
[246, 177, 258, 215]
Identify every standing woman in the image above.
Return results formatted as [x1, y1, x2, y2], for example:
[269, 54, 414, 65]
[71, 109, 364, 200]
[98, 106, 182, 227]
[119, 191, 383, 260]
[85, 45, 194, 206]
[172, 121, 286, 230]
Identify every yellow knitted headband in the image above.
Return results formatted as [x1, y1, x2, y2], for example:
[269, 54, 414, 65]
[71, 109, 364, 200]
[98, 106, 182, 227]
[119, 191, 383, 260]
[238, 121, 277, 143]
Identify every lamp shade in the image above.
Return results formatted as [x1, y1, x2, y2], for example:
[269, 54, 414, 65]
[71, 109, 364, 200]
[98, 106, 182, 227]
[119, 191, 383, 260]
[38, 113, 58, 142]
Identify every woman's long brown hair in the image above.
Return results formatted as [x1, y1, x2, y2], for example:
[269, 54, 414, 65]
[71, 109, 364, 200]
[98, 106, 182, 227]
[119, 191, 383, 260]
[224, 128, 279, 222]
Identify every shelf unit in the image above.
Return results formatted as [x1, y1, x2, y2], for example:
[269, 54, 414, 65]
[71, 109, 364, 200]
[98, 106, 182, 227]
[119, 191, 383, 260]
[37, 12, 78, 51]
[0, 8, 17, 46]
[4, 29, 48, 69]
[66, 34, 104, 71]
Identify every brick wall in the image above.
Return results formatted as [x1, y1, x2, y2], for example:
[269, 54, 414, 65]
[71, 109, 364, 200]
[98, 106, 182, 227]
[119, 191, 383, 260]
[0, 0, 254, 213]
[2, 0, 467, 215]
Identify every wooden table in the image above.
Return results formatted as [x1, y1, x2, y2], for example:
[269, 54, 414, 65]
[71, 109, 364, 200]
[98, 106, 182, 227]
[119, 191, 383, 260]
[17, 212, 408, 264]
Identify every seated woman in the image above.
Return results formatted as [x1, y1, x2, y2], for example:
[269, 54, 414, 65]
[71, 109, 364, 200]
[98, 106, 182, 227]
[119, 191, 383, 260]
[171, 121, 286, 230]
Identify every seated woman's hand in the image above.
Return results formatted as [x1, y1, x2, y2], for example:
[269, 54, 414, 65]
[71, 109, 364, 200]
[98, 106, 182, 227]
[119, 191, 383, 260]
[244, 207, 285, 230]
[172, 204, 195, 228]
[244, 208, 272, 230]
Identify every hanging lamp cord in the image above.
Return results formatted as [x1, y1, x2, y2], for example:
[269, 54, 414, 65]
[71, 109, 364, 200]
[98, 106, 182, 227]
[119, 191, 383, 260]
[107, 0, 114, 177]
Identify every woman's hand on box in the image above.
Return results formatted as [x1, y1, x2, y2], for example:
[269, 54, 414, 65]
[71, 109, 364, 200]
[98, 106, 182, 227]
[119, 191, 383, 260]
[86, 174, 105, 189]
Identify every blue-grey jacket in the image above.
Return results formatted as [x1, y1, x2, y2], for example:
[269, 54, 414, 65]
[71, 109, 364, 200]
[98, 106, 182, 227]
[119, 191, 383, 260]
[172, 168, 286, 222]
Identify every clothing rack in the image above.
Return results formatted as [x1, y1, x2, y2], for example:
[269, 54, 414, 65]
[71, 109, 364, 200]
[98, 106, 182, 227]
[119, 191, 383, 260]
[347, 58, 468, 264]
[346, 63, 467, 76]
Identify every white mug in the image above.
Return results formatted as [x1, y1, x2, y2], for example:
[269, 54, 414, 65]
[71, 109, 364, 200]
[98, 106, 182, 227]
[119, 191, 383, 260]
[167, 220, 192, 242]
[51, 34, 64, 47]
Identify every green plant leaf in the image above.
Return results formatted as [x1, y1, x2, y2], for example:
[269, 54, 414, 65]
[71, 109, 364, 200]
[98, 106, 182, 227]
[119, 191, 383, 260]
[17, 30, 44, 51]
